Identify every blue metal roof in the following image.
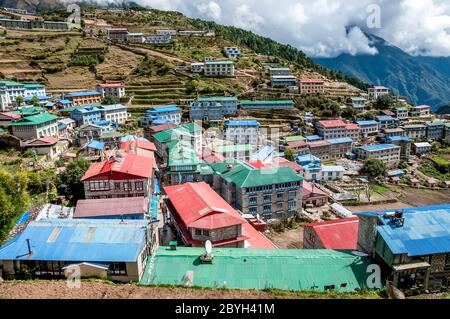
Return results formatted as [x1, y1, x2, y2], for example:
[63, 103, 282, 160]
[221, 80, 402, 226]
[358, 144, 399, 152]
[154, 177, 161, 195]
[87, 140, 105, 150]
[25, 95, 50, 101]
[92, 119, 110, 126]
[386, 136, 412, 142]
[297, 154, 321, 165]
[328, 137, 353, 144]
[373, 205, 450, 257]
[147, 106, 181, 113]
[356, 120, 378, 126]
[224, 119, 260, 127]
[376, 115, 395, 122]
[65, 91, 101, 98]
[120, 135, 150, 142]
[58, 99, 72, 104]
[0, 219, 149, 262]
[306, 135, 322, 141]
[73, 106, 101, 113]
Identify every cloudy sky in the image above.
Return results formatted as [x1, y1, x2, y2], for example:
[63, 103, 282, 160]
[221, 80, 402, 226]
[83, 0, 450, 58]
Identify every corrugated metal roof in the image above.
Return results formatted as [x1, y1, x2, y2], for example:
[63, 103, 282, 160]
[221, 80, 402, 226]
[305, 217, 359, 250]
[0, 219, 149, 262]
[141, 247, 372, 292]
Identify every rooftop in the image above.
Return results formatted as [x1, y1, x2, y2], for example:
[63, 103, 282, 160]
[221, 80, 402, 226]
[224, 119, 260, 127]
[141, 246, 372, 292]
[328, 137, 353, 144]
[305, 217, 359, 250]
[74, 197, 148, 218]
[65, 91, 101, 98]
[8, 112, 58, 126]
[240, 100, 294, 105]
[153, 123, 201, 143]
[376, 115, 396, 121]
[316, 119, 347, 128]
[147, 106, 181, 113]
[356, 120, 378, 126]
[0, 219, 149, 262]
[197, 96, 238, 102]
[99, 104, 127, 111]
[357, 144, 400, 152]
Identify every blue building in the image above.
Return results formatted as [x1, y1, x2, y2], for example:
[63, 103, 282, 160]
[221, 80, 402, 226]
[190, 96, 238, 122]
[356, 204, 450, 292]
[223, 47, 241, 58]
[141, 106, 182, 127]
[356, 120, 379, 136]
[223, 119, 260, 145]
[0, 219, 151, 282]
[70, 106, 102, 126]
[375, 115, 397, 129]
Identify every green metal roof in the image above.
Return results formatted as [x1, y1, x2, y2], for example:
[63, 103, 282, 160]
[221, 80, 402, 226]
[99, 131, 124, 139]
[153, 123, 201, 143]
[60, 107, 77, 113]
[11, 106, 45, 116]
[208, 159, 239, 174]
[281, 135, 306, 143]
[215, 144, 253, 153]
[222, 162, 302, 188]
[8, 112, 58, 126]
[140, 247, 373, 292]
[0, 80, 24, 87]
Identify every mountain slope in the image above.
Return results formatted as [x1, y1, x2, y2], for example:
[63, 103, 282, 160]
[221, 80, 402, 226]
[315, 34, 450, 111]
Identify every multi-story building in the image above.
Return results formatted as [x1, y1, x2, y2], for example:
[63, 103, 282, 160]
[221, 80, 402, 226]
[213, 144, 253, 161]
[410, 105, 431, 117]
[382, 128, 406, 139]
[0, 19, 69, 30]
[349, 97, 366, 112]
[354, 144, 401, 167]
[296, 155, 345, 182]
[300, 80, 325, 94]
[282, 140, 309, 155]
[268, 67, 291, 76]
[270, 75, 298, 88]
[328, 138, 354, 159]
[190, 96, 238, 121]
[0, 80, 25, 104]
[222, 47, 241, 58]
[315, 120, 360, 140]
[0, 88, 11, 111]
[65, 91, 102, 106]
[70, 106, 102, 126]
[96, 83, 125, 98]
[308, 140, 331, 160]
[375, 115, 397, 129]
[425, 120, 445, 140]
[190, 62, 204, 73]
[356, 120, 379, 136]
[107, 28, 128, 42]
[356, 205, 450, 292]
[178, 30, 207, 36]
[413, 142, 432, 155]
[402, 124, 427, 141]
[368, 86, 390, 100]
[385, 136, 412, 161]
[141, 106, 182, 127]
[8, 112, 59, 140]
[23, 84, 46, 98]
[99, 104, 128, 125]
[239, 100, 294, 110]
[223, 120, 260, 146]
[204, 61, 235, 77]
[395, 107, 409, 120]
[166, 140, 205, 185]
[81, 152, 154, 199]
[163, 182, 276, 248]
[126, 32, 145, 43]
[445, 123, 450, 144]
[155, 29, 177, 36]
[145, 34, 171, 44]
[219, 161, 303, 221]
[0, 112, 20, 127]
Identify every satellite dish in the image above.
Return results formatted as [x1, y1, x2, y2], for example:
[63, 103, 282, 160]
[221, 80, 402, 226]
[205, 240, 212, 255]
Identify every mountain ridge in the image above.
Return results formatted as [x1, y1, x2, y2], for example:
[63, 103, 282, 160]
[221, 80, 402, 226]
[315, 33, 450, 111]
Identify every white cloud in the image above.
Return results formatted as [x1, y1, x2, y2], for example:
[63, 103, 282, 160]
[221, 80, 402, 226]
[83, 0, 450, 57]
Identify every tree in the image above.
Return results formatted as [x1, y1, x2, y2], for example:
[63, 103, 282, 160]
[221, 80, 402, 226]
[361, 158, 387, 181]
[0, 169, 28, 240]
[56, 158, 90, 203]
[102, 94, 120, 105]
[30, 96, 40, 107]
[15, 95, 24, 107]
[284, 147, 296, 162]
[375, 94, 395, 110]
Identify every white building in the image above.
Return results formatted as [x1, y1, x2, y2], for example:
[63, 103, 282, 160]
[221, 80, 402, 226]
[9, 112, 59, 140]
[96, 83, 126, 98]
[24, 84, 46, 98]
[156, 29, 177, 36]
[356, 120, 379, 136]
[271, 75, 298, 88]
[0, 80, 25, 103]
[269, 67, 291, 76]
[145, 34, 171, 44]
[99, 104, 128, 124]
[349, 97, 366, 112]
[190, 62, 204, 73]
[223, 120, 260, 146]
[413, 142, 432, 155]
[368, 86, 390, 100]
[204, 61, 235, 77]
[0, 89, 11, 111]
[126, 33, 145, 43]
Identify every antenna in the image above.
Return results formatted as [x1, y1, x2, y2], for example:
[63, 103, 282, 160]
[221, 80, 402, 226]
[205, 240, 212, 255]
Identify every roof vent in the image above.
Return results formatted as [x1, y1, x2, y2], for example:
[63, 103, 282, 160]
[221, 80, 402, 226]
[385, 210, 405, 227]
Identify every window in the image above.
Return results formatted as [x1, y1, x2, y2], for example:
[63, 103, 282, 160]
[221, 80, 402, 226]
[249, 197, 257, 205]
[249, 207, 257, 215]
[195, 229, 202, 236]
[89, 180, 110, 191]
[114, 182, 121, 190]
[263, 195, 271, 203]
[288, 191, 297, 200]
[445, 254, 450, 271]
[123, 182, 132, 191]
[202, 230, 210, 236]
[263, 205, 271, 213]
[135, 181, 144, 191]
[277, 193, 284, 199]
[109, 262, 127, 276]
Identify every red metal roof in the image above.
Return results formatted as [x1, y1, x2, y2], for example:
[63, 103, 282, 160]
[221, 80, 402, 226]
[305, 217, 359, 250]
[74, 197, 148, 218]
[24, 136, 60, 147]
[273, 157, 302, 172]
[149, 123, 177, 133]
[345, 124, 360, 130]
[308, 140, 330, 148]
[380, 110, 395, 116]
[164, 182, 277, 249]
[317, 120, 347, 128]
[300, 80, 324, 84]
[0, 112, 21, 120]
[286, 140, 308, 149]
[81, 152, 154, 181]
[202, 150, 226, 163]
[120, 140, 156, 152]
[302, 181, 328, 199]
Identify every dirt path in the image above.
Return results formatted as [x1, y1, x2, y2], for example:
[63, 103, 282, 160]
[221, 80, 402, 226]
[0, 280, 270, 299]
[267, 227, 304, 249]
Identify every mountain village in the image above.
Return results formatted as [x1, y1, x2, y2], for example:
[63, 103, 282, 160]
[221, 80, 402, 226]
[0, 6, 449, 299]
